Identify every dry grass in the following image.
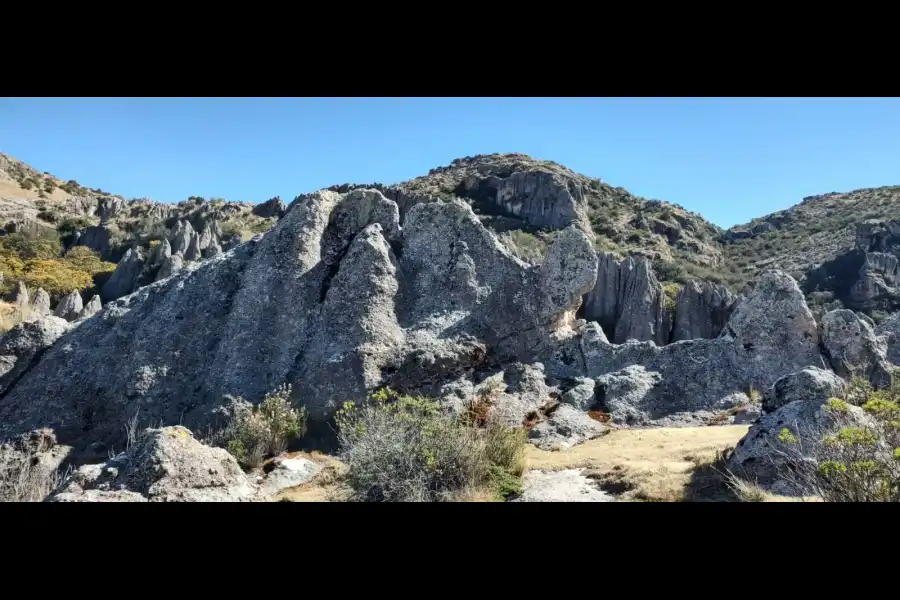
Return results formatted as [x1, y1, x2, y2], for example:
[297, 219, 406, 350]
[523, 424, 807, 502]
[0, 452, 66, 502]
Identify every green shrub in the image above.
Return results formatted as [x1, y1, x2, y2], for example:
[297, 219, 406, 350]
[335, 388, 527, 502]
[222, 384, 307, 469]
[774, 374, 900, 502]
[663, 283, 680, 323]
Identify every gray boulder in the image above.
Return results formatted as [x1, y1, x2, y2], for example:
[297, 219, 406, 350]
[821, 309, 893, 387]
[0, 316, 69, 395]
[49, 426, 256, 502]
[875, 311, 900, 365]
[77, 295, 102, 320]
[156, 253, 184, 281]
[54, 290, 83, 322]
[595, 365, 663, 425]
[30, 288, 51, 318]
[527, 404, 608, 450]
[256, 455, 321, 497]
[672, 279, 737, 341]
[727, 397, 871, 494]
[101, 246, 145, 301]
[763, 367, 846, 414]
[720, 270, 826, 382]
[560, 377, 597, 410]
[253, 197, 287, 219]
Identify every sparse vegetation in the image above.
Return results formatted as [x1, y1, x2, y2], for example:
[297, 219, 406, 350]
[335, 387, 526, 502]
[221, 384, 308, 470]
[771, 375, 900, 502]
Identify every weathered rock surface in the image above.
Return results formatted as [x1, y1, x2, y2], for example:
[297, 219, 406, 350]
[527, 404, 608, 450]
[256, 455, 321, 497]
[169, 220, 195, 256]
[511, 468, 612, 502]
[49, 426, 256, 502]
[454, 169, 592, 233]
[560, 377, 596, 410]
[253, 197, 287, 219]
[0, 190, 597, 459]
[727, 397, 871, 494]
[672, 279, 737, 341]
[582, 252, 668, 344]
[77, 295, 102, 320]
[876, 312, 900, 365]
[156, 253, 184, 281]
[101, 246, 145, 301]
[762, 367, 846, 414]
[0, 316, 70, 396]
[720, 270, 826, 380]
[30, 288, 51, 318]
[53, 290, 83, 321]
[547, 271, 828, 425]
[821, 309, 892, 387]
[73, 225, 112, 258]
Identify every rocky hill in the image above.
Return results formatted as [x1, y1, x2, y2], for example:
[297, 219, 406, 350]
[0, 152, 281, 317]
[3, 150, 900, 502]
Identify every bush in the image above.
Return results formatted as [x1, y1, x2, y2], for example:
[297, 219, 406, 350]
[222, 384, 307, 469]
[773, 375, 900, 502]
[663, 282, 680, 323]
[335, 388, 526, 502]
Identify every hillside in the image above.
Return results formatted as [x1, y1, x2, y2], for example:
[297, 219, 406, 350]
[3, 150, 900, 502]
[722, 186, 900, 282]
[0, 151, 279, 311]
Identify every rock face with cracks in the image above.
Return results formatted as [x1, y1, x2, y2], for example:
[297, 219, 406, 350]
[0, 189, 598, 460]
[820, 309, 892, 387]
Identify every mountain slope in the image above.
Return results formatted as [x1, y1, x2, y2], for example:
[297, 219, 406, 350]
[722, 186, 900, 284]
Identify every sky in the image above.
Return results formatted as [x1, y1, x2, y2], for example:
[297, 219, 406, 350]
[2, 97, 899, 228]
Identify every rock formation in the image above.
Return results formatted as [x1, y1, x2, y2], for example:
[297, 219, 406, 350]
[672, 279, 737, 341]
[0, 189, 597, 460]
[156, 253, 184, 281]
[762, 366, 846, 413]
[30, 288, 51, 318]
[49, 426, 257, 502]
[78, 295, 102, 320]
[12, 281, 28, 310]
[54, 290, 84, 321]
[73, 226, 112, 258]
[252, 196, 287, 219]
[820, 309, 892, 387]
[101, 247, 145, 302]
[0, 316, 70, 395]
[582, 252, 668, 345]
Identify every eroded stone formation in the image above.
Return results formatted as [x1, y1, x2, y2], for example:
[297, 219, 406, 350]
[1, 187, 899, 500]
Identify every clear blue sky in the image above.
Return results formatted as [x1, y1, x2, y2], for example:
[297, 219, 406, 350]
[2, 97, 899, 228]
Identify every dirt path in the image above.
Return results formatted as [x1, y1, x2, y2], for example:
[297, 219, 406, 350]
[524, 425, 752, 501]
